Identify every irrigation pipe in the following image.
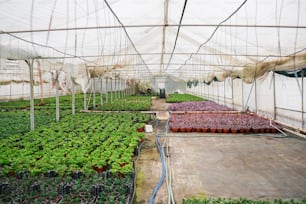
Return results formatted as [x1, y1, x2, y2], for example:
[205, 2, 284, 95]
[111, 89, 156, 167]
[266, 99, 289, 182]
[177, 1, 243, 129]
[148, 134, 166, 204]
[164, 118, 175, 204]
[270, 119, 288, 137]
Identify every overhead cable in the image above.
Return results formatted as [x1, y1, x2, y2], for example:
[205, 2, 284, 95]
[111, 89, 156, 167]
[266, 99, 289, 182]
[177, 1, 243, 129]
[4, 32, 99, 65]
[103, 0, 153, 76]
[176, 0, 249, 71]
[1, 24, 305, 35]
[164, 0, 188, 72]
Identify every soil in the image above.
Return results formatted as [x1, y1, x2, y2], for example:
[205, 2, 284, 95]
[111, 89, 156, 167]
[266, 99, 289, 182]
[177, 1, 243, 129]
[135, 98, 306, 203]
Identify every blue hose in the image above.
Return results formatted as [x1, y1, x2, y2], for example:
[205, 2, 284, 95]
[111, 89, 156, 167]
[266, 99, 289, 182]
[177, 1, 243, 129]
[148, 135, 166, 204]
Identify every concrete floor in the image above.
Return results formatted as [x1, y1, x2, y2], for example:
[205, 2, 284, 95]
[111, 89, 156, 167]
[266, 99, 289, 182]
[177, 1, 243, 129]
[135, 99, 306, 203]
[169, 133, 306, 202]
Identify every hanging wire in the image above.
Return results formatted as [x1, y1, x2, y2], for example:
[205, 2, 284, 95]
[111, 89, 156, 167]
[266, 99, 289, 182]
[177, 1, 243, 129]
[80, 0, 89, 57]
[103, 0, 152, 76]
[164, 0, 188, 72]
[46, 0, 58, 47]
[175, 0, 249, 72]
[293, 0, 302, 95]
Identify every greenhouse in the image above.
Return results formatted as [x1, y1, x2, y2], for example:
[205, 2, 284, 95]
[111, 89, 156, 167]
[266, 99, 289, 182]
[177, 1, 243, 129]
[0, 0, 306, 203]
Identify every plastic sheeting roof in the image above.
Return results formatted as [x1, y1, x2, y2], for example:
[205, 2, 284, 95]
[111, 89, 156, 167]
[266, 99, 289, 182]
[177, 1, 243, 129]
[0, 0, 306, 83]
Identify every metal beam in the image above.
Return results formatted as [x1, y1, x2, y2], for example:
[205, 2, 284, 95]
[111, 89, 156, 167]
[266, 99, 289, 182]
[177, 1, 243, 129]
[2, 24, 306, 35]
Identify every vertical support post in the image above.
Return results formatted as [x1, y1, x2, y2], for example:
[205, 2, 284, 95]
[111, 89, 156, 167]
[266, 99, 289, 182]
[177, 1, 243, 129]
[26, 59, 35, 130]
[55, 71, 60, 122]
[231, 78, 234, 109]
[254, 78, 258, 114]
[273, 72, 276, 120]
[302, 70, 304, 129]
[100, 76, 103, 106]
[105, 77, 108, 103]
[241, 79, 244, 111]
[83, 92, 87, 110]
[123, 80, 127, 97]
[223, 80, 226, 105]
[110, 77, 113, 103]
[71, 80, 75, 115]
[217, 83, 219, 103]
[114, 77, 117, 100]
[93, 77, 96, 109]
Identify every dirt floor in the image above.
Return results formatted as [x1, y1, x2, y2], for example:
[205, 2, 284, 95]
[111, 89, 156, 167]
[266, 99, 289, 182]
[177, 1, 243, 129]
[135, 98, 306, 203]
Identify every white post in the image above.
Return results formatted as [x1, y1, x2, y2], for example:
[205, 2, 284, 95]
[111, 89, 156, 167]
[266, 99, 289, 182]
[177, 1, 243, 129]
[26, 59, 35, 130]
[83, 92, 87, 110]
[106, 77, 108, 103]
[55, 71, 60, 122]
[110, 77, 113, 103]
[100, 76, 103, 106]
[72, 80, 75, 115]
[93, 77, 96, 109]
[273, 72, 276, 120]
[114, 77, 117, 100]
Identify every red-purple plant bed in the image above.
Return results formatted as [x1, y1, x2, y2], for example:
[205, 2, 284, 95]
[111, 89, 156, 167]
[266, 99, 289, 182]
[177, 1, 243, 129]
[168, 112, 282, 134]
[168, 101, 234, 112]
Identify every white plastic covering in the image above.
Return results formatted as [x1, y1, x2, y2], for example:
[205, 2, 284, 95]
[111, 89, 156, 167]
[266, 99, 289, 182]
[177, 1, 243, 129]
[0, 0, 306, 129]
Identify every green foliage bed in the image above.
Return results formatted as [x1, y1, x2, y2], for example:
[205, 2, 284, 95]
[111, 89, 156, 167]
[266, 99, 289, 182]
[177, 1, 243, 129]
[0, 94, 152, 138]
[0, 112, 150, 203]
[0, 112, 149, 176]
[96, 96, 152, 111]
[166, 93, 206, 103]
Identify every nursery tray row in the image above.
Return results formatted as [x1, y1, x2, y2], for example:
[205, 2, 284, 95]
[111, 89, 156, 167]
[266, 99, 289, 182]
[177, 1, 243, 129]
[0, 172, 134, 204]
[169, 113, 282, 134]
[0, 112, 150, 203]
[168, 101, 233, 112]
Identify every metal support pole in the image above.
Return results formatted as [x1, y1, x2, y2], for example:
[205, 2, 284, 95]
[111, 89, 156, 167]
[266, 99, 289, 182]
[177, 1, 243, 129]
[110, 78, 113, 103]
[255, 78, 258, 114]
[302, 70, 304, 129]
[223, 80, 226, 105]
[83, 92, 87, 110]
[241, 79, 244, 110]
[231, 78, 234, 109]
[273, 72, 276, 120]
[93, 77, 96, 109]
[26, 59, 35, 130]
[105, 77, 108, 103]
[101, 77, 104, 104]
[55, 71, 60, 122]
[71, 80, 75, 115]
[114, 77, 117, 100]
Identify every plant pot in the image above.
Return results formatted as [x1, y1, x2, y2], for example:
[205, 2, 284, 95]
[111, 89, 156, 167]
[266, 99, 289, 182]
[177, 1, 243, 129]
[202, 128, 208, 133]
[265, 128, 272, 133]
[217, 128, 223, 133]
[171, 127, 179, 132]
[195, 128, 202, 132]
[271, 128, 277, 133]
[137, 127, 144, 132]
[231, 129, 238, 134]
[186, 127, 193, 132]
[210, 128, 216, 133]
[180, 128, 186, 132]
[259, 128, 265, 133]
[244, 128, 251, 134]
[252, 128, 259, 133]
[223, 128, 230, 134]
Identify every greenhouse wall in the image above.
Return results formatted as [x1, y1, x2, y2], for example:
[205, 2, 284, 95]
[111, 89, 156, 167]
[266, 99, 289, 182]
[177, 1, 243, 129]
[151, 76, 186, 95]
[0, 59, 82, 101]
[189, 73, 306, 130]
